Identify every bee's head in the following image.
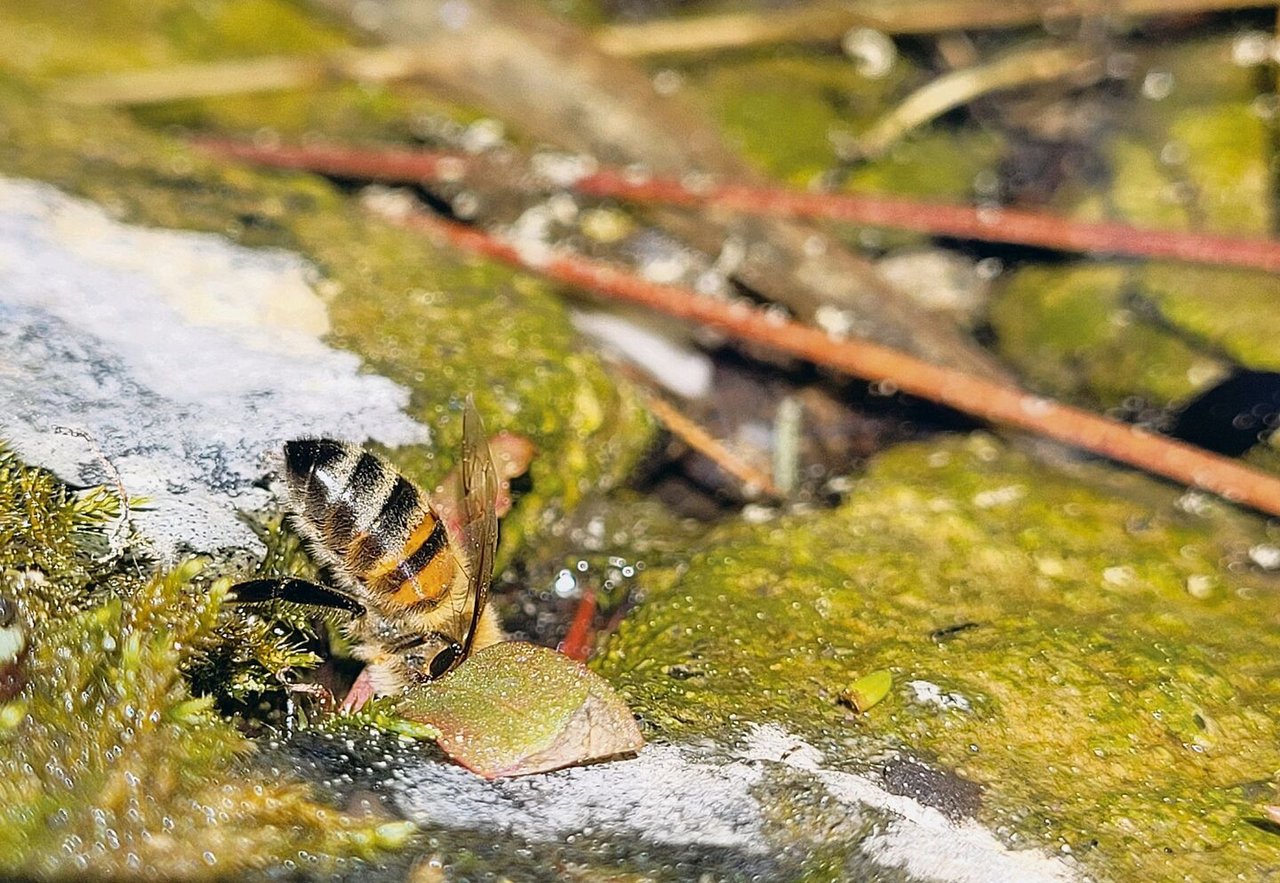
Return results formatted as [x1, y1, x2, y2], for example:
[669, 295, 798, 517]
[387, 632, 465, 685]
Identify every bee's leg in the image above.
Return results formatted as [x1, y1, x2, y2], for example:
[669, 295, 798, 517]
[277, 671, 336, 735]
[279, 669, 336, 707]
[228, 578, 366, 616]
[230, 579, 364, 719]
[283, 682, 334, 735]
[339, 667, 378, 715]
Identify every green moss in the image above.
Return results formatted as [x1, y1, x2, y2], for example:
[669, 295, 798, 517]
[690, 54, 902, 186]
[599, 433, 1280, 880]
[1141, 264, 1280, 372]
[161, 0, 345, 60]
[1053, 95, 1277, 386]
[988, 263, 1227, 407]
[0, 0, 345, 75]
[1168, 104, 1271, 235]
[843, 127, 1001, 201]
[1105, 103, 1274, 372]
[995, 96, 1275, 406]
[0, 1, 174, 77]
[1108, 104, 1271, 237]
[1022, 33, 1277, 404]
[1098, 137, 1190, 231]
[1124, 37, 1269, 144]
[0, 448, 412, 878]
[1245, 437, 1280, 476]
[692, 52, 1000, 202]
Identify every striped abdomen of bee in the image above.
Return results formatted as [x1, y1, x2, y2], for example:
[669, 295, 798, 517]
[282, 438, 461, 615]
[228, 398, 506, 701]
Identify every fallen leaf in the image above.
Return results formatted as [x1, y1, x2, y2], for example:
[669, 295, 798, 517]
[395, 641, 643, 778]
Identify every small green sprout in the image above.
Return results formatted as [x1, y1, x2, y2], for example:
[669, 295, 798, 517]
[840, 669, 893, 713]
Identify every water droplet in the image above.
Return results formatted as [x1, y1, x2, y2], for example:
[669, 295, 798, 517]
[651, 68, 683, 96]
[1248, 544, 1280, 570]
[1231, 31, 1273, 66]
[1141, 70, 1175, 101]
[842, 28, 896, 78]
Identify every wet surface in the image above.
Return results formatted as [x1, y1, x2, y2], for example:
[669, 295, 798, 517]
[881, 756, 983, 822]
[281, 721, 1077, 882]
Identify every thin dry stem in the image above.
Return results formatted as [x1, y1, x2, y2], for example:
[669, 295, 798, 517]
[598, 0, 1272, 55]
[854, 45, 1100, 159]
[558, 584, 598, 663]
[640, 390, 782, 500]
[52, 44, 431, 106]
[594, 6, 870, 56]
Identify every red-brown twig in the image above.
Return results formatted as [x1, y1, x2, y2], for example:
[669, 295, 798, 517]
[558, 584, 598, 663]
[378, 204, 1280, 518]
[196, 139, 1280, 274]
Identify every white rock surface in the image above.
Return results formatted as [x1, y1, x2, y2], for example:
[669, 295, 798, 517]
[0, 177, 427, 560]
[390, 724, 1078, 882]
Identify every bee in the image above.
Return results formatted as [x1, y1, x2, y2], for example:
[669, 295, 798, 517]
[232, 398, 503, 706]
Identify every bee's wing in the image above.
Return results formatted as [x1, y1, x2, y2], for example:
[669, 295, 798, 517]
[455, 395, 499, 656]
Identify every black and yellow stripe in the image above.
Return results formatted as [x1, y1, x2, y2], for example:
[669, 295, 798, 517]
[283, 440, 459, 614]
[365, 513, 455, 610]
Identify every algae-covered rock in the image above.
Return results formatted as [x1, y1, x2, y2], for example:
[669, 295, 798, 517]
[1128, 35, 1264, 123]
[0, 0, 452, 141]
[1142, 264, 1280, 373]
[692, 55, 896, 188]
[1158, 103, 1270, 236]
[989, 263, 1228, 408]
[598, 433, 1280, 880]
[693, 52, 1002, 209]
[992, 54, 1276, 412]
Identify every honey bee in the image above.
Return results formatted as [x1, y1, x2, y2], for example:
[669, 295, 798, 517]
[233, 398, 503, 706]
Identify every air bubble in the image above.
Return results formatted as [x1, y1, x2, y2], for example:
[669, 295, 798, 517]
[1141, 70, 1174, 100]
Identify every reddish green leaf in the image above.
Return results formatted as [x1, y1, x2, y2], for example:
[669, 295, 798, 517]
[395, 642, 643, 779]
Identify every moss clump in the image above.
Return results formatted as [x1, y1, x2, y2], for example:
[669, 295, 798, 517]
[996, 34, 1277, 410]
[0, 0, 396, 137]
[1140, 264, 1280, 373]
[692, 52, 1001, 201]
[1113, 101, 1279, 373]
[988, 263, 1228, 408]
[0, 448, 413, 878]
[690, 54, 912, 186]
[599, 433, 1280, 880]
[992, 95, 1273, 409]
